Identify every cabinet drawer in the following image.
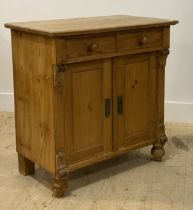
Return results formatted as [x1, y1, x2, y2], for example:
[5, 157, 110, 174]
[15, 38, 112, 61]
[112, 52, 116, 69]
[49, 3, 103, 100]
[65, 35, 116, 59]
[117, 29, 163, 52]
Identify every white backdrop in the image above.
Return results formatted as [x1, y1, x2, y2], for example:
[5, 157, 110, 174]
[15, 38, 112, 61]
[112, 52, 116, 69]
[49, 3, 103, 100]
[0, 0, 192, 122]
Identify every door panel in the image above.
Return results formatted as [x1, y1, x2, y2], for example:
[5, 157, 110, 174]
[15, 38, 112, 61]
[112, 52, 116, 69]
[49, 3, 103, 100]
[113, 53, 157, 151]
[65, 59, 112, 164]
[72, 68, 103, 152]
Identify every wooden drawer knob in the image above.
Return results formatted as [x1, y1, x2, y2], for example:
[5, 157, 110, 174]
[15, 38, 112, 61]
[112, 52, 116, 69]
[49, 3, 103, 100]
[138, 36, 148, 45]
[87, 43, 98, 52]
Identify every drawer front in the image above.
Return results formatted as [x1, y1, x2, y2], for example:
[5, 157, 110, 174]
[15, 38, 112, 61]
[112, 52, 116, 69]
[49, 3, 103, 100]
[65, 35, 116, 59]
[117, 29, 163, 52]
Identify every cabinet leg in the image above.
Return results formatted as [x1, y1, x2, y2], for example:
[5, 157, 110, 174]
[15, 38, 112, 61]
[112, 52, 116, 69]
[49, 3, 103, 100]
[151, 144, 165, 161]
[18, 153, 35, 175]
[151, 122, 168, 162]
[52, 175, 68, 198]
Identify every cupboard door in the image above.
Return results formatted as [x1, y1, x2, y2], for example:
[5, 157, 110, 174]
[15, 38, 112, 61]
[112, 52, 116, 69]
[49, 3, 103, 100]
[60, 59, 112, 164]
[113, 53, 157, 151]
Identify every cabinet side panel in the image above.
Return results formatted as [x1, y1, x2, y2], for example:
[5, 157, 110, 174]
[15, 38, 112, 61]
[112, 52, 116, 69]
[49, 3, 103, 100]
[11, 31, 56, 174]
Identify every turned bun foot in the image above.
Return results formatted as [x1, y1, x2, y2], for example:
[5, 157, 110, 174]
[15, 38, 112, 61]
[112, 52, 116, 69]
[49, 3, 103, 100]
[52, 176, 68, 198]
[53, 188, 65, 198]
[151, 145, 165, 162]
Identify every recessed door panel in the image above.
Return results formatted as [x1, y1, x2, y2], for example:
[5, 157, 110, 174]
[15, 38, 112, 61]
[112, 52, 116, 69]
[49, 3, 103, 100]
[72, 67, 103, 152]
[124, 59, 149, 139]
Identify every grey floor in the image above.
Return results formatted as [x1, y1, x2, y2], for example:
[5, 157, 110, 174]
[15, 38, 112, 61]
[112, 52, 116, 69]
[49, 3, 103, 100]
[0, 112, 193, 210]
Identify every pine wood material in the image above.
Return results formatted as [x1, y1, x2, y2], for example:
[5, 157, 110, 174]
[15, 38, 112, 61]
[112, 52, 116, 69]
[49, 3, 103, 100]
[5, 15, 178, 37]
[6, 15, 178, 197]
[11, 31, 56, 174]
[151, 49, 170, 161]
[65, 35, 116, 58]
[18, 153, 35, 175]
[117, 28, 163, 52]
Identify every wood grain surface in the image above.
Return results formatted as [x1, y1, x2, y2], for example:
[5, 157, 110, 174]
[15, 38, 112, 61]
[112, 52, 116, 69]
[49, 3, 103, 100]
[11, 31, 56, 174]
[5, 15, 178, 36]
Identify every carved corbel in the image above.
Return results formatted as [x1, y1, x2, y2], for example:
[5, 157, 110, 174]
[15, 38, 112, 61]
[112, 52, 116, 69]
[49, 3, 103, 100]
[158, 121, 168, 145]
[158, 49, 170, 71]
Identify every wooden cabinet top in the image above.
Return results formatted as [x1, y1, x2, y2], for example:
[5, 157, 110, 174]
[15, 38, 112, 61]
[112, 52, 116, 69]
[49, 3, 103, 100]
[5, 15, 178, 37]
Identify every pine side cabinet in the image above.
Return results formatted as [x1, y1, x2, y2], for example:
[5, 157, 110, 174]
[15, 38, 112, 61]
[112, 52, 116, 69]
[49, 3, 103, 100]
[5, 15, 178, 197]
